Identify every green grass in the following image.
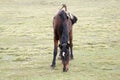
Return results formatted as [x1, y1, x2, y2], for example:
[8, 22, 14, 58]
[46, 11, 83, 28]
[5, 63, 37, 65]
[0, 0, 120, 80]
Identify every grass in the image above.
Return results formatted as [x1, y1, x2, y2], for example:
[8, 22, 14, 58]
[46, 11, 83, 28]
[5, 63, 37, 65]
[0, 0, 120, 80]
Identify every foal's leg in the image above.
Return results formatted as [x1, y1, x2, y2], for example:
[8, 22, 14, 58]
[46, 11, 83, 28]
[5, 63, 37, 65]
[69, 31, 73, 59]
[51, 38, 58, 68]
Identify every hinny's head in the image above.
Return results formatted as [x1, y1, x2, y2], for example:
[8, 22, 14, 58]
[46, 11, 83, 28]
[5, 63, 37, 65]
[59, 43, 70, 72]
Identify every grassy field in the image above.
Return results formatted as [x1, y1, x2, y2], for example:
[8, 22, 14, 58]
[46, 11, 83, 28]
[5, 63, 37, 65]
[0, 0, 120, 80]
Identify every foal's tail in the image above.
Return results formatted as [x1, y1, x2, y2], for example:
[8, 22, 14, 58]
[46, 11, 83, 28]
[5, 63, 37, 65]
[59, 4, 68, 21]
[60, 4, 67, 11]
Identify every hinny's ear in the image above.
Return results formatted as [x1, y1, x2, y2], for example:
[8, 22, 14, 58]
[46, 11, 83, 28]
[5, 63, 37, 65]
[59, 44, 62, 49]
[66, 43, 70, 49]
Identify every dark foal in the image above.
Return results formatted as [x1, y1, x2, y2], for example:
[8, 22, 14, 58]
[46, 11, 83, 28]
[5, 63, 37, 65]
[51, 8, 77, 72]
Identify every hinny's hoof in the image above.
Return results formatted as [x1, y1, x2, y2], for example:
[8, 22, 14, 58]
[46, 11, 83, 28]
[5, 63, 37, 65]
[63, 68, 68, 72]
[50, 64, 55, 69]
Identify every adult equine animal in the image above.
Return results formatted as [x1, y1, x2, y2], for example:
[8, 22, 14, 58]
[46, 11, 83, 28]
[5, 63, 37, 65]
[51, 6, 77, 72]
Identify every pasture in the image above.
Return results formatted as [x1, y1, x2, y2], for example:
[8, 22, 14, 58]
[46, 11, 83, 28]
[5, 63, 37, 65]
[0, 0, 120, 80]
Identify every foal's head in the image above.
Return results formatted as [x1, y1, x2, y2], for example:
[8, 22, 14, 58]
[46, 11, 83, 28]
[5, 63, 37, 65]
[69, 13, 78, 25]
[59, 43, 70, 72]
